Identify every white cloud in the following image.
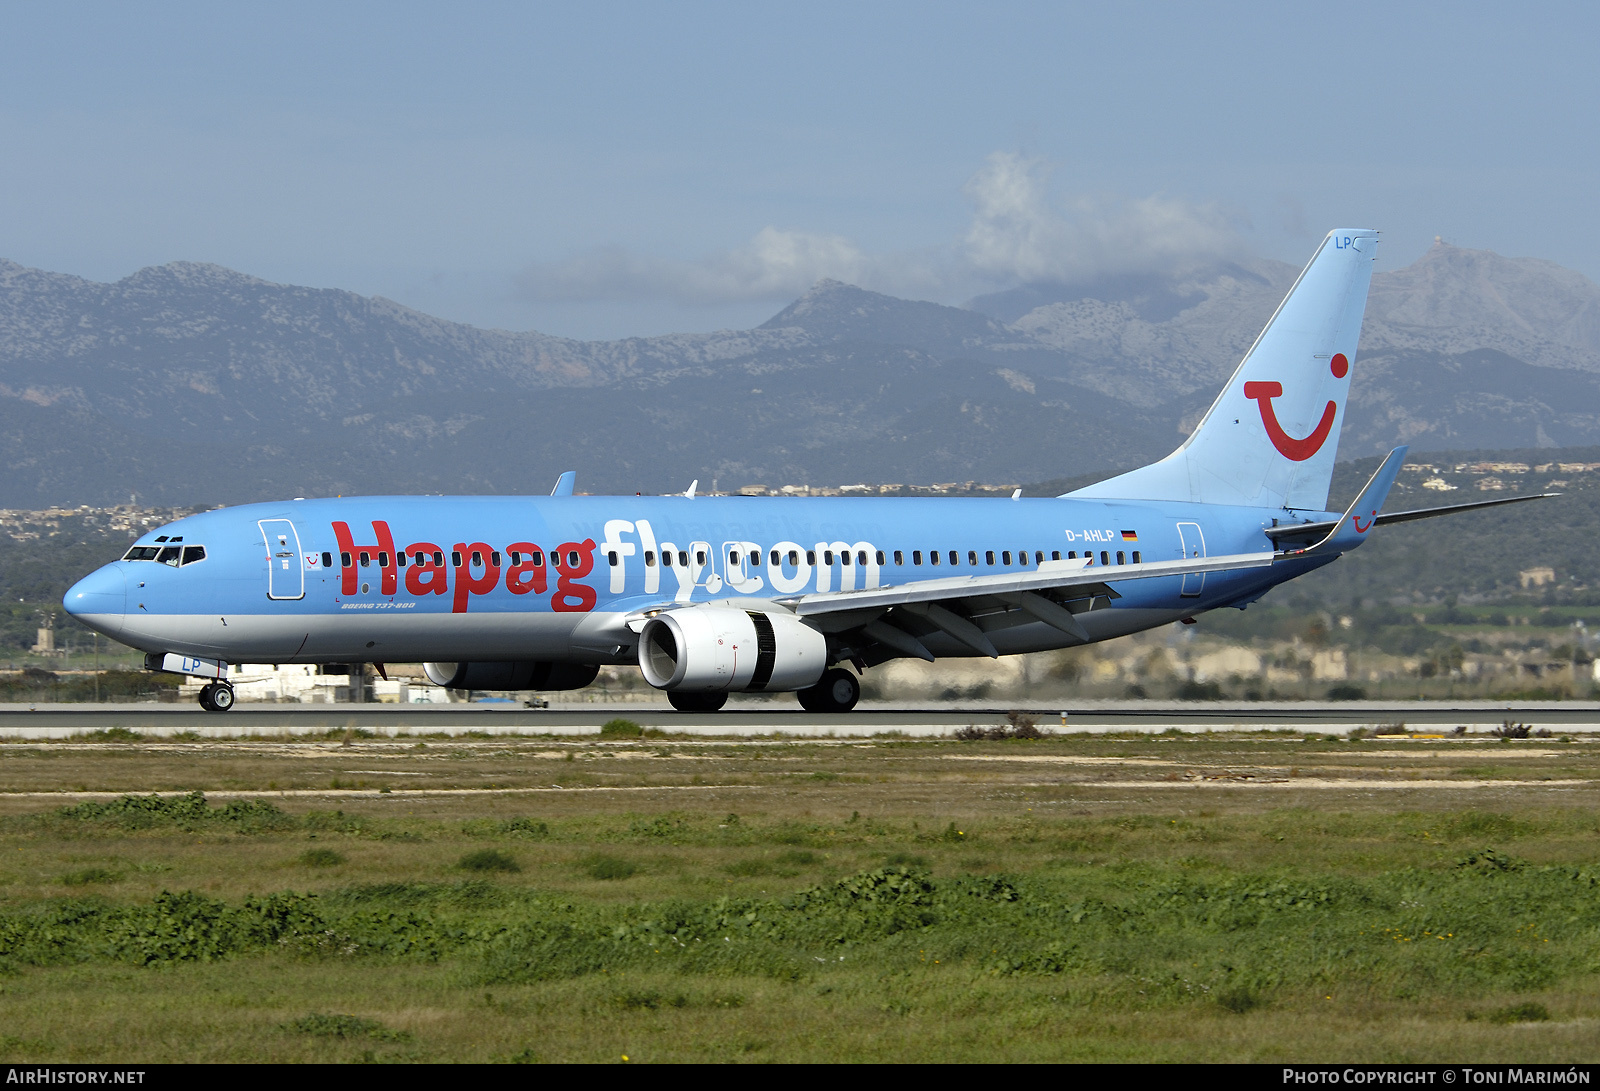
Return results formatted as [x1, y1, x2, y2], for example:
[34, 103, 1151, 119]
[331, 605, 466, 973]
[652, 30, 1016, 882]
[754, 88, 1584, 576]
[515, 227, 879, 305]
[514, 153, 1250, 307]
[962, 152, 1246, 285]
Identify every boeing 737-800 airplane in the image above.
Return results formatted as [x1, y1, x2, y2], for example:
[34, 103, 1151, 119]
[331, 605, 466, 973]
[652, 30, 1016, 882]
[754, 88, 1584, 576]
[63, 230, 1546, 712]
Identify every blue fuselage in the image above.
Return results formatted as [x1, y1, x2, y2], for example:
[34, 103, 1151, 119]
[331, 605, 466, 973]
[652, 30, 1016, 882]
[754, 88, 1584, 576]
[64, 493, 1333, 666]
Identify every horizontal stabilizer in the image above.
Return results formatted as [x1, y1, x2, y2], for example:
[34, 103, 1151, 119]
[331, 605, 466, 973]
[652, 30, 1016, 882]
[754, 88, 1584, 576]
[1266, 490, 1557, 545]
[1275, 446, 1407, 556]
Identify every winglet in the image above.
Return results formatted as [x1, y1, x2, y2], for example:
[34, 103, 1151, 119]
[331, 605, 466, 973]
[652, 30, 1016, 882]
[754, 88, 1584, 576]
[1289, 446, 1408, 556]
[684, 479, 698, 499]
[550, 471, 577, 497]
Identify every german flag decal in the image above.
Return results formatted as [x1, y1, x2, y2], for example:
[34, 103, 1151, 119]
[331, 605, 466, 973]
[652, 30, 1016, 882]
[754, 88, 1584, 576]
[1120, 530, 1138, 541]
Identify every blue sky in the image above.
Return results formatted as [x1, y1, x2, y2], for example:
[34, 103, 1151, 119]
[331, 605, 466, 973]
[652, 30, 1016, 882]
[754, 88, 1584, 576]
[1, 2, 1595, 339]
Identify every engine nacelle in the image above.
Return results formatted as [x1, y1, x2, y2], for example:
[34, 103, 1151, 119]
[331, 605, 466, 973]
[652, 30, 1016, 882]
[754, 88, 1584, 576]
[423, 661, 600, 691]
[638, 605, 827, 692]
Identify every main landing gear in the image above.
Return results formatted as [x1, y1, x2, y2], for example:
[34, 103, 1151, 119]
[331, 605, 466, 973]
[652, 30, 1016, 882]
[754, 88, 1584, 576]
[796, 667, 860, 713]
[198, 683, 235, 712]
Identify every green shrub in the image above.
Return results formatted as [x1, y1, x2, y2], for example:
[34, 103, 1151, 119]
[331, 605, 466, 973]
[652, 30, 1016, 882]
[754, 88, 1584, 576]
[55, 791, 292, 832]
[500, 817, 549, 838]
[59, 867, 118, 886]
[582, 854, 637, 880]
[458, 850, 520, 873]
[599, 718, 642, 739]
[285, 1012, 410, 1041]
[298, 849, 345, 868]
[1489, 1002, 1550, 1024]
[1217, 986, 1264, 1014]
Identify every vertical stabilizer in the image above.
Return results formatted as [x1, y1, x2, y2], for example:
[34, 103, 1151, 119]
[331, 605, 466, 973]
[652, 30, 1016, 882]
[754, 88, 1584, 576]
[1069, 229, 1378, 511]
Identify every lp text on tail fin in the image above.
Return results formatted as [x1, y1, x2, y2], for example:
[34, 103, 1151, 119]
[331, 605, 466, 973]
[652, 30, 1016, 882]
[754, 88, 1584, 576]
[1071, 228, 1379, 513]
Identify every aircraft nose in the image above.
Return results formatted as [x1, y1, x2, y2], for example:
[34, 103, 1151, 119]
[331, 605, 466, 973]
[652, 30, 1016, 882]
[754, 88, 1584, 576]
[63, 565, 126, 635]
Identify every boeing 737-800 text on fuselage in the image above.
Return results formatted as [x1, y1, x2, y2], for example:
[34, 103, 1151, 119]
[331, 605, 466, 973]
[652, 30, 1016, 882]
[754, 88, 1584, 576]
[62, 231, 1546, 712]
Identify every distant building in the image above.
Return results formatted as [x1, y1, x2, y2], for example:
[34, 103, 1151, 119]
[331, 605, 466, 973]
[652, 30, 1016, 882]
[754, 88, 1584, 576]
[1519, 566, 1556, 589]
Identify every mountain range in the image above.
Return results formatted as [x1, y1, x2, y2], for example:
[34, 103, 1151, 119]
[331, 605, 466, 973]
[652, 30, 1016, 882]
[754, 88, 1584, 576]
[4, 238, 1600, 506]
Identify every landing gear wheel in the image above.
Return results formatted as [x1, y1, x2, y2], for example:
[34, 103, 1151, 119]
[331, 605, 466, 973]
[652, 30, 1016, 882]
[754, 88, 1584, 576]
[667, 690, 728, 713]
[796, 667, 860, 713]
[198, 683, 234, 712]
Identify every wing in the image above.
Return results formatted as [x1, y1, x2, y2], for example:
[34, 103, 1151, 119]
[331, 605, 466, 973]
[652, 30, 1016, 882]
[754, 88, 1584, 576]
[778, 550, 1274, 660]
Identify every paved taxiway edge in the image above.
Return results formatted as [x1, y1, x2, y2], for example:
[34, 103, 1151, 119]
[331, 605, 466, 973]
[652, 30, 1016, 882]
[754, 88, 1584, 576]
[0, 700, 1597, 739]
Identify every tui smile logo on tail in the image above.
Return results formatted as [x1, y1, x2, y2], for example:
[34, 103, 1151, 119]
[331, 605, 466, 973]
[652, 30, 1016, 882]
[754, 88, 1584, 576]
[1242, 353, 1349, 462]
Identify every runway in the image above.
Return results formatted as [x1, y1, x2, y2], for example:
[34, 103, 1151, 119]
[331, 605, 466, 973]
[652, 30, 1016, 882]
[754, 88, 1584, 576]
[0, 699, 1595, 739]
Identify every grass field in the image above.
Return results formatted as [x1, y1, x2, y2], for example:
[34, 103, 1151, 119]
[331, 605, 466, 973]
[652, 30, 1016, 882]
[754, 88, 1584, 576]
[0, 727, 1598, 1062]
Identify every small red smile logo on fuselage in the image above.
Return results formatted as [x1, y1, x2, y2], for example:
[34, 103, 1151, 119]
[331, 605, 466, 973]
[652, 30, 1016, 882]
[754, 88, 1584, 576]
[1243, 353, 1349, 462]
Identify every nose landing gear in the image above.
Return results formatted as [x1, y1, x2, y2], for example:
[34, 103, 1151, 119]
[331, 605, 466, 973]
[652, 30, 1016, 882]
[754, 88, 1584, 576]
[198, 683, 235, 712]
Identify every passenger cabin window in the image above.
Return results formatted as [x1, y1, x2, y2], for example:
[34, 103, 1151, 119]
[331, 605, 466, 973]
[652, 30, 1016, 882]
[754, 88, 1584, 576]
[470, 551, 483, 567]
[321, 551, 333, 569]
[769, 551, 779, 566]
[1132, 551, 1141, 563]
[608, 551, 618, 566]
[1052, 551, 1060, 561]
[433, 551, 444, 566]
[1067, 551, 1076, 560]
[529, 551, 543, 566]
[1116, 551, 1125, 565]
[491, 551, 501, 567]
[644, 550, 655, 566]
[662, 552, 673, 567]
[967, 551, 977, 566]
[893, 550, 903, 565]
[986, 550, 995, 565]
[930, 551, 939, 566]
[912, 550, 922, 565]
[806, 550, 816, 565]
[823, 550, 834, 564]
[181, 546, 206, 565]
[359, 552, 371, 567]
[1100, 551, 1109, 566]
[451, 551, 462, 567]
[695, 550, 705, 566]
[378, 551, 389, 567]
[949, 551, 958, 566]
[396, 552, 407, 567]
[841, 551, 851, 566]
[788, 550, 799, 565]
[341, 551, 352, 567]
[677, 551, 688, 567]
[1002, 551, 1012, 565]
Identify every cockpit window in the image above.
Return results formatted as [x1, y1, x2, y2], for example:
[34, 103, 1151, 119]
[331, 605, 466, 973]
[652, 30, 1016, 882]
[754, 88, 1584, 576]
[124, 543, 206, 565]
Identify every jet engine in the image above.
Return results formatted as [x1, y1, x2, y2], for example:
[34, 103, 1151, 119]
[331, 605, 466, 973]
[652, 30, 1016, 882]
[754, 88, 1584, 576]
[423, 661, 600, 691]
[637, 605, 827, 692]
